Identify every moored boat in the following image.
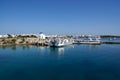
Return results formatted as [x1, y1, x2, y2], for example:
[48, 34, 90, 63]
[48, 38, 74, 47]
[80, 36, 101, 44]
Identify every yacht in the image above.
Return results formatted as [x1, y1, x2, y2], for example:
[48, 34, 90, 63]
[49, 38, 74, 47]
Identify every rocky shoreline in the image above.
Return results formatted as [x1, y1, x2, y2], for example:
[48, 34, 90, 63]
[1, 36, 120, 47]
[0, 37, 49, 46]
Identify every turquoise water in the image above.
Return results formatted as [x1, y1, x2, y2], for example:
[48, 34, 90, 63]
[0, 44, 120, 80]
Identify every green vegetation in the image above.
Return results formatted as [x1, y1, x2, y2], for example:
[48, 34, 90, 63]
[31, 35, 37, 38]
[17, 35, 37, 38]
[100, 35, 120, 38]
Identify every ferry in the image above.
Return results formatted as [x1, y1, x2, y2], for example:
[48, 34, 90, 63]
[48, 38, 74, 47]
[80, 36, 101, 44]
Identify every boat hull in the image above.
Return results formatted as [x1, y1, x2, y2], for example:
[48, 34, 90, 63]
[49, 42, 73, 47]
[55, 43, 72, 47]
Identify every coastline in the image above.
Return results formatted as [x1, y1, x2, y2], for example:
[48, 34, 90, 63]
[0, 35, 120, 47]
[1, 39, 120, 47]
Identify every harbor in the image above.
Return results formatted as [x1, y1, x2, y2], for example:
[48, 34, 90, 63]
[0, 33, 120, 47]
[1, 0, 120, 80]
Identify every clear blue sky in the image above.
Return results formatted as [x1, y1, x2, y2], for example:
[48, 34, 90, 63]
[0, 0, 120, 35]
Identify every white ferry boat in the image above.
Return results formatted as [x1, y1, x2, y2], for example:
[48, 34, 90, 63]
[80, 36, 101, 44]
[49, 38, 74, 47]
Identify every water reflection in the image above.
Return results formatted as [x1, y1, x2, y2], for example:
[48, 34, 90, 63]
[0, 46, 17, 51]
[1, 46, 7, 50]
[86, 44, 101, 51]
[38, 46, 46, 54]
[48, 45, 74, 57]
[58, 47, 64, 55]
[38, 46, 46, 51]
[22, 46, 26, 50]
[49, 47, 65, 56]
[87, 44, 100, 48]
[22, 45, 31, 50]
[11, 46, 16, 51]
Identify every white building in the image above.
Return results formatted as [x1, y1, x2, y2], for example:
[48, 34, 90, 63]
[0, 35, 2, 38]
[11, 34, 16, 38]
[45, 34, 58, 38]
[38, 32, 46, 39]
[0, 34, 8, 38]
[2, 35, 8, 38]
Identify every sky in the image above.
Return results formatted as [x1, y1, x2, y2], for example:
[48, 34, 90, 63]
[0, 0, 120, 35]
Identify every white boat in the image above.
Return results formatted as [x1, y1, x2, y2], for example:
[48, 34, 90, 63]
[80, 36, 101, 44]
[49, 38, 74, 47]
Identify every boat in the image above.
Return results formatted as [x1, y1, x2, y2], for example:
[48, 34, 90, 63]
[79, 36, 101, 44]
[48, 38, 74, 47]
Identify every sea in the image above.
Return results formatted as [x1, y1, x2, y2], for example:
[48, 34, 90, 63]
[0, 44, 120, 80]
